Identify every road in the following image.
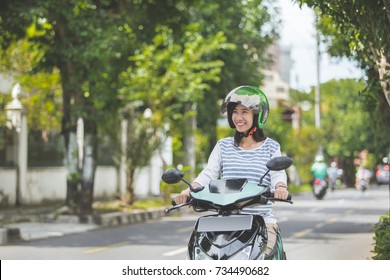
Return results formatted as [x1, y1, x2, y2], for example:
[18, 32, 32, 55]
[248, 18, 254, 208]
[0, 185, 388, 260]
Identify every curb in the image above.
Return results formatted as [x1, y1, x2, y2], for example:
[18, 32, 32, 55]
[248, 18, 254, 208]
[0, 206, 174, 245]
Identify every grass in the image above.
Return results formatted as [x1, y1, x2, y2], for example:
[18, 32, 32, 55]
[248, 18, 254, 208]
[92, 198, 168, 213]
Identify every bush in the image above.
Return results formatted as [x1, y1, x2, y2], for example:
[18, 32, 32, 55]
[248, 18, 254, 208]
[372, 213, 390, 260]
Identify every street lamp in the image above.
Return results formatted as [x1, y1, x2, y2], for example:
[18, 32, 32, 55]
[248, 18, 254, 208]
[5, 83, 27, 206]
[5, 83, 23, 133]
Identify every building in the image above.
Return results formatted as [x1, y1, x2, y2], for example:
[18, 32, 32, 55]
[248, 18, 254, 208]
[261, 42, 292, 108]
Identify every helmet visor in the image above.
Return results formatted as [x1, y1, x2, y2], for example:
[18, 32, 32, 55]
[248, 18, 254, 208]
[221, 86, 266, 114]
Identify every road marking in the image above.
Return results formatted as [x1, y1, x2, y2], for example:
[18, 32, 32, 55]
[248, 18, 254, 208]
[176, 226, 194, 233]
[84, 242, 128, 254]
[327, 217, 338, 223]
[315, 223, 325, 228]
[162, 247, 188, 257]
[292, 228, 312, 238]
[278, 217, 289, 223]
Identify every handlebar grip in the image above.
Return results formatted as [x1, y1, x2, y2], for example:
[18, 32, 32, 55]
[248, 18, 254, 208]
[171, 196, 191, 206]
[265, 192, 292, 203]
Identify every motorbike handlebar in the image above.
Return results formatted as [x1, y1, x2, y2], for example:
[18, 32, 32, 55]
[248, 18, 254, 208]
[169, 192, 292, 210]
[171, 196, 191, 207]
[268, 195, 293, 204]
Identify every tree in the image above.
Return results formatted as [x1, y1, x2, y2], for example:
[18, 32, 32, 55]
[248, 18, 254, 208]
[117, 26, 227, 201]
[0, 0, 282, 211]
[297, 0, 390, 106]
[193, 0, 281, 160]
[319, 79, 373, 186]
[0, 0, 139, 214]
[0, 38, 62, 133]
[295, 0, 390, 158]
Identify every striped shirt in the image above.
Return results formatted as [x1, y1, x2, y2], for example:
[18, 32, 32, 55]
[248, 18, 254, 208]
[193, 137, 287, 223]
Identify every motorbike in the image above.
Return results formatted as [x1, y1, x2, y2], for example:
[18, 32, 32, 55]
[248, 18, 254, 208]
[355, 167, 371, 192]
[312, 177, 328, 200]
[162, 156, 293, 260]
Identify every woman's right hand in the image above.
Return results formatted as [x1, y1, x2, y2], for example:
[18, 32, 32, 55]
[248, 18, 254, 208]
[174, 188, 190, 205]
[174, 182, 201, 205]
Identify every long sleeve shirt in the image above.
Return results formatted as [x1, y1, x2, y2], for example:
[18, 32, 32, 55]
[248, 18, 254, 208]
[193, 137, 287, 223]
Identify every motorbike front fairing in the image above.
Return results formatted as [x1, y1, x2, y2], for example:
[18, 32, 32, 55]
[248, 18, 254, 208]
[187, 179, 270, 260]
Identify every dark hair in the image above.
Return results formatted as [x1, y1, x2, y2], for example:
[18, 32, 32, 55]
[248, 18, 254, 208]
[233, 114, 266, 147]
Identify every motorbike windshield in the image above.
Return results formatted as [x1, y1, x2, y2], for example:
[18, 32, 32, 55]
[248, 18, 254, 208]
[191, 179, 268, 207]
[209, 179, 247, 194]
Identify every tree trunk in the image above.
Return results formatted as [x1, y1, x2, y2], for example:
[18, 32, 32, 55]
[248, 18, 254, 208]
[126, 168, 135, 205]
[60, 61, 81, 212]
[183, 103, 197, 180]
[79, 133, 96, 216]
[64, 131, 79, 209]
[376, 49, 390, 106]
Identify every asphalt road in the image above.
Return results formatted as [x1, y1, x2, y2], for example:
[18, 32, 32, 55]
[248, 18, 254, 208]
[0, 184, 388, 260]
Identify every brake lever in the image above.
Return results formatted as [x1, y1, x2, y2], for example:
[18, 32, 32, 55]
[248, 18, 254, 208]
[165, 200, 192, 213]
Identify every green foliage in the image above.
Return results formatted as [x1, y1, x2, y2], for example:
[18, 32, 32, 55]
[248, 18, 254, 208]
[0, 37, 62, 131]
[372, 213, 390, 260]
[118, 24, 228, 169]
[280, 78, 379, 185]
[93, 198, 168, 213]
[296, 0, 390, 157]
[195, 0, 281, 156]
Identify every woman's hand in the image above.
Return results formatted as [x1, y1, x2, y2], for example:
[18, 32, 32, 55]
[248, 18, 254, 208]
[174, 188, 190, 205]
[174, 182, 201, 205]
[274, 183, 289, 200]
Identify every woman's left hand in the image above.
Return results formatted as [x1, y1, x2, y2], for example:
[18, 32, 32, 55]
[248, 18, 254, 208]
[274, 185, 289, 200]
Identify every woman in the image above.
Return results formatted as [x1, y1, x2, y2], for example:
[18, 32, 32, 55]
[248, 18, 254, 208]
[174, 85, 289, 256]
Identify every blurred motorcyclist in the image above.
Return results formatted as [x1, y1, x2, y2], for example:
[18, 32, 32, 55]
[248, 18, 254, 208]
[311, 155, 328, 181]
[355, 164, 372, 191]
[327, 161, 338, 191]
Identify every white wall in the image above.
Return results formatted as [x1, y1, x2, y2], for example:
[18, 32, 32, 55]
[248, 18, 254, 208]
[0, 133, 172, 205]
[0, 164, 158, 205]
[0, 168, 16, 205]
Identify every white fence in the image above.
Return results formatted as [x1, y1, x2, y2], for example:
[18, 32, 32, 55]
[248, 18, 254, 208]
[0, 161, 164, 206]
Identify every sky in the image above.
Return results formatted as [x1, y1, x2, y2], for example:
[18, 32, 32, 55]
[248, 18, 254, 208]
[278, 0, 364, 91]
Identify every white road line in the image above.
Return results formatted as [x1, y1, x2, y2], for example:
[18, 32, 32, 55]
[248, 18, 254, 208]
[162, 247, 188, 257]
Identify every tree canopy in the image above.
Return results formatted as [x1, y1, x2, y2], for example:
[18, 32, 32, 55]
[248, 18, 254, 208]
[295, 0, 390, 161]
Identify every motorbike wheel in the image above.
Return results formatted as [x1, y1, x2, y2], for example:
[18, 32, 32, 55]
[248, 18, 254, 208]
[313, 188, 326, 200]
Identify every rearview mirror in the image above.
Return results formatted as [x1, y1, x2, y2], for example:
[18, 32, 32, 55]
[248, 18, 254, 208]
[266, 156, 293, 171]
[161, 168, 184, 184]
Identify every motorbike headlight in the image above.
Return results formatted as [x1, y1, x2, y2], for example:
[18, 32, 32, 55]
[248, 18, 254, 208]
[229, 246, 252, 260]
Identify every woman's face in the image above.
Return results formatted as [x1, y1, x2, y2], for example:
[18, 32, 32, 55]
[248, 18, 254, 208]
[232, 104, 254, 132]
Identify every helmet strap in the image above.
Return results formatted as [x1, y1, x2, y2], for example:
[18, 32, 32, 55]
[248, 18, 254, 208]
[239, 126, 257, 138]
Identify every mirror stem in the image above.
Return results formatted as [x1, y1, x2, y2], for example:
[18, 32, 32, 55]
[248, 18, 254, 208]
[180, 178, 204, 193]
[259, 170, 270, 186]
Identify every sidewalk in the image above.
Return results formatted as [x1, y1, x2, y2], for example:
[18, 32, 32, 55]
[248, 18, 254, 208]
[0, 204, 171, 245]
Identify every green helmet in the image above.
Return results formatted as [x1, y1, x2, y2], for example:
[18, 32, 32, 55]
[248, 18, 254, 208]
[220, 85, 269, 129]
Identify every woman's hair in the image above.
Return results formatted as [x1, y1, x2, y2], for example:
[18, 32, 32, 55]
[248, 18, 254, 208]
[233, 114, 266, 147]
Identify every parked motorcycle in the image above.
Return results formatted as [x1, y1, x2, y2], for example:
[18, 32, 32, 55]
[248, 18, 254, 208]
[162, 156, 293, 260]
[312, 177, 328, 200]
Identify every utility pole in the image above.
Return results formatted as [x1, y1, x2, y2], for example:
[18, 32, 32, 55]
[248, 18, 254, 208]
[314, 14, 323, 156]
[314, 15, 321, 130]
